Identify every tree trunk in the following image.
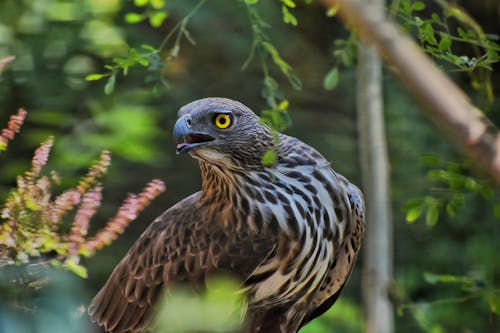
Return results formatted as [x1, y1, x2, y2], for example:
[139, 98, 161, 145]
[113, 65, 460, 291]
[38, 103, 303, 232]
[356, 0, 394, 332]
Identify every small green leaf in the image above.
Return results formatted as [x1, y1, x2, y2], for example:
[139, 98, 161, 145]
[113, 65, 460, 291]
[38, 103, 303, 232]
[63, 259, 88, 278]
[244, 0, 259, 4]
[411, 1, 425, 11]
[141, 44, 157, 52]
[445, 203, 456, 217]
[281, 0, 296, 8]
[261, 149, 277, 166]
[423, 272, 440, 285]
[149, 11, 167, 28]
[489, 292, 500, 315]
[439, 34, 452, 51]
[288, 73, 302, 90]
[406, 205, 423, 223]
[104, 73, 116, 95]
[326, 4, 339, 17]
[323, 67, 339, 90]
[425, 204, 439, 226]
[282, 6, 298, 26]
[134, 0, 149, 6]
[85, 73, 107, 81]
[494, 204, 500, 220]
[125, 12, 145, 24]
[150, 0, 165, 9]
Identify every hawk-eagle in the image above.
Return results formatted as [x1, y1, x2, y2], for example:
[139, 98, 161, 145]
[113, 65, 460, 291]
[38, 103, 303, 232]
[89, 98, 365, 332]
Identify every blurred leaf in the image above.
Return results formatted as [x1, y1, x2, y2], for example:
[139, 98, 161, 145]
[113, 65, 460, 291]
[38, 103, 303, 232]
[323, 67, 339, 90]
[281, 0, 296, 8]
[155, 276, 244, 332]
[150, 0, 165, 9]
[282, 6, 298, 26]
[326, 4, 339, 17]
[494, 204, 500, 219]
[62, 259, 88, 278]
[404, 198, 424, 223]
[149, 11, 167, 28]
[425, 202, 439, 226]
[104, 73, 116, 95]
[261, 149, 277, 166]
[85, 73, 107, 81]
[411, 1, 425, 11]
[489, 292, 500, 315]
[438, 34, 452, 51]
[134, 0, 149, 6]
[288, 73, 302, 90]
[125, 12, 145, 24]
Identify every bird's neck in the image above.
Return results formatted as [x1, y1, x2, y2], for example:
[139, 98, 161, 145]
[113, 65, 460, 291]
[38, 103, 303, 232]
[199, 161, 241, 203]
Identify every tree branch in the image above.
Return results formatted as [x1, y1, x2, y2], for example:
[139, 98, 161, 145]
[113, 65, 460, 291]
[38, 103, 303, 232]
[322, 0, 500, 184]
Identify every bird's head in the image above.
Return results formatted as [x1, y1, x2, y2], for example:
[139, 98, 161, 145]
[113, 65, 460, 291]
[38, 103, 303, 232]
[173, 98, 274, 168]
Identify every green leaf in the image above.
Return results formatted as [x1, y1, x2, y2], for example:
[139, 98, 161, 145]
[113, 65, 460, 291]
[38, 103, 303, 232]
[261, 149, 277, 166]
[288, 73, 302, 90]
[134, 0, 149, 6]
[404, 198, 424, 223]
[149, 11, 167, 28]
[411, 1, 425, 11]
[439, 34, 452, 51]
[244, 0, 259, 4]
[494, 204, 500, 220]
[150, 0, 165, 9]
[489, 292, 500, 315]
[141, 44, 156, 51]
[326, 4, 339, 17]
[262, 42, 291, 75]
[406, 205, 423, 223]
[125, 12, 145, 24]
[63, 259, 88, 278]
[282, 6, 298, 26]
[423, 272, 440, 284]
[281, 0, 296, 8]
[323, 67, 339, 90]
[425, 203, 439, 226]
[104, 73, 116, 95]
[85, 73, 107, 81]
[445, 203, 456, 217]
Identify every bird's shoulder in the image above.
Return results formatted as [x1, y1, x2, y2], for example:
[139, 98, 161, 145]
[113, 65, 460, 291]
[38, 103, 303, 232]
[277, 134, 329, 166]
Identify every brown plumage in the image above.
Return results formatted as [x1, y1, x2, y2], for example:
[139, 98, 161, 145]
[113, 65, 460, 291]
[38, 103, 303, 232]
[88, 98, 365, 332]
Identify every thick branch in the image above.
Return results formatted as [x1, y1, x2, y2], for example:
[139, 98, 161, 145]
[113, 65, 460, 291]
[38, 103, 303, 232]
[322, 0, 500, 184]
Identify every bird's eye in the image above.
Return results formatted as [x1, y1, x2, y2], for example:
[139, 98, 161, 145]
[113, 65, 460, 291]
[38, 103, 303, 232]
[214, 113, 232, 129]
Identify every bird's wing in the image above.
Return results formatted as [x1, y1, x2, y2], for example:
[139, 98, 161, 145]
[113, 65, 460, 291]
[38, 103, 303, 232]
[300, 178, 365, 327]
[88, 192, 277, 333]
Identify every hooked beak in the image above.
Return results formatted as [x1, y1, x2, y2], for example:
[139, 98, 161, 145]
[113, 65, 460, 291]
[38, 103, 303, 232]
[173, 116, 215, 155]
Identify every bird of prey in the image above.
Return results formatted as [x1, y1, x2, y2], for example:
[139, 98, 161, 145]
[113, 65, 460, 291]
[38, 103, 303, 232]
[88, 97, 365, 333]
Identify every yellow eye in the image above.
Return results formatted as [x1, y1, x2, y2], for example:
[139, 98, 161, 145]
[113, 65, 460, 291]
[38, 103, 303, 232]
[214, 113, 232, 129]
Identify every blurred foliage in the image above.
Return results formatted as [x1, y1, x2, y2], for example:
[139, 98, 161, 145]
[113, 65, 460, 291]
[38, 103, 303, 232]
[0, 0, 499, 332]
[155, 276, 244, 333]
[404, 155, 495, 227]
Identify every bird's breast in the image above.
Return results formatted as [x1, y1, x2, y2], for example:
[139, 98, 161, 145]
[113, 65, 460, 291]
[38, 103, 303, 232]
[236, 163, 351, 307]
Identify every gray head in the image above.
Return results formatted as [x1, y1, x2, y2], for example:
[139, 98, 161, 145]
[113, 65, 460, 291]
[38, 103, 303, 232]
[173, 98, 273, 168]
